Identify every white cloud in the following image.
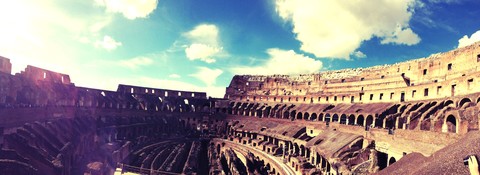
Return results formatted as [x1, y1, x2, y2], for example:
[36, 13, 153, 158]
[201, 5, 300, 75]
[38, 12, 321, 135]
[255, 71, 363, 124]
[458, 30, 480, 48]
[230, 48, 322, 75]
[381, 26, 421, 45]
[95, 0, 158, 20]
[119, 56, 153, 69]
[353, 51, 367, 58]
[95, 35, 122, 51]
[183, 24, 219, 46]
[185, 43, 220, 63]
[169, 74, 181, 78]
[190, 67, 223, 86]
[182, 24, 225, 63]
[275, 0, 420, 59]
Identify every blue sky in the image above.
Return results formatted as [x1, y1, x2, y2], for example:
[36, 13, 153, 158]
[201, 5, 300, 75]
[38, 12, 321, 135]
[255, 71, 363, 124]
[1, 0, 479, 97]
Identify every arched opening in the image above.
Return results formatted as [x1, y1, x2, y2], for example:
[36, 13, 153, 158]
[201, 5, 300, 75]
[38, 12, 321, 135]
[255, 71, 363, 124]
[284, 111, 290, 119]
[276, 109, 283, 118]
[316, 153, 321, 165]
[264, 106, 272, 118]
[294, 143, 300, 156]
[321, 157, 327, 168]
[311, 113, 318, 121]
[332, 114, 339, 122]
[250, 109, 256, 117]
[386, 117, 396, 129]
[304, 112, 310, 120]
[459, 98, 472, 108]
[445, 115, 457, 133]
[340, 114, 347, 124]
[389, 157, 397, 166]
[377, 151, 388, 170]
[366, 115, 374, 127]
[319, 113, 324, 122]
[300, 145, 305, 157]
[296, 112, 303, 120]
[257, 109, 263, 118]
[291, 111, 297, 121]
[444, 100, 454, 107]
[326, 162, 331, 172]
[325, 113, 331, 122]
[348, 114, 355, 125]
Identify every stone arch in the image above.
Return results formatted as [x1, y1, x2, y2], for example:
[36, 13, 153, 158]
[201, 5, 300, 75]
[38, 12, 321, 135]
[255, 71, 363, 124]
[399, 104, 408, 113]
[348, 114, 355, 125]
[458, 97, 472, 108]
[304, 112, 310, 120]
[300, 145, 306, 157]
[325, 113, 331, 122]
[276, 109, 283, 118]
[444, 100, 454, 107]
[389, 157, 397, 166]
[316, 153, 321, 165]
[318, 113, 324, 121]
[257, 109, 263, 118]
[445, 115, 457, 133]
[326, 161, 331, 172]
[332, 114, 339, 123]
[264, 106, 272, 118]
[283, 111, 290, 119]
[321, 157, 327, 168]
[311, 113, 318, 121]
[366, 115, 374, 127]
[340, 114, 347, 124]
[477, 96, 480, 103]
[290, 110, 297, 121]
[296, 112, 303, 120]
[294, 143, 300, 155]
[249, 108, 256, 117]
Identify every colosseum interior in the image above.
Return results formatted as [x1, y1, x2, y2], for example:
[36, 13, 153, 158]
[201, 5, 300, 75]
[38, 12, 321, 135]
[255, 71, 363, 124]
[0, 42, 480, 175]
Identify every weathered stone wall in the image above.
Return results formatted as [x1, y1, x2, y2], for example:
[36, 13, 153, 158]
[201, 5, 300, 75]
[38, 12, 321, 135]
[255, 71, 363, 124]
[225, 42, 480, 104]
[0, 62, 216, 175]
[0, 56, 11, 74]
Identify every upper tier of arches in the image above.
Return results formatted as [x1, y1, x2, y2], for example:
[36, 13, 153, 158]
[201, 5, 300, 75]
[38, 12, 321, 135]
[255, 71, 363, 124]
[225, 42, 480, 104]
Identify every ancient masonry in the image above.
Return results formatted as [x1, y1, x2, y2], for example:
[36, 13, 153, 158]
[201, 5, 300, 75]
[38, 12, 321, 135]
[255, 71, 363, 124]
[0, 42, 480, 175]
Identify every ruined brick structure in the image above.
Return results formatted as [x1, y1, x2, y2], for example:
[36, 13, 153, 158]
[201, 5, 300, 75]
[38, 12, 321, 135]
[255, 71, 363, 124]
[0, 56, 11, 74]
[214, 42, 480, 175]
[0, 60, 223, 175]
[1, 42, 480, 175]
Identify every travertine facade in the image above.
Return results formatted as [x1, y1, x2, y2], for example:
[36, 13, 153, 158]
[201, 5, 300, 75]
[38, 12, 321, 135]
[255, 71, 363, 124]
[217, 42, 480, 175]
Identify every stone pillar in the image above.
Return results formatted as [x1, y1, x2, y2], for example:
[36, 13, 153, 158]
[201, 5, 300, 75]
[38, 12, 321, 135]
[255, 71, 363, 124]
[395, 117, 399, 129]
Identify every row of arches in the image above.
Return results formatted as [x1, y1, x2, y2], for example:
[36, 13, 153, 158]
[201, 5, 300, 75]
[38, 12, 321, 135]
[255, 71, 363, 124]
[228, 95, 480, 134]
[230, 128, 344, 174]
